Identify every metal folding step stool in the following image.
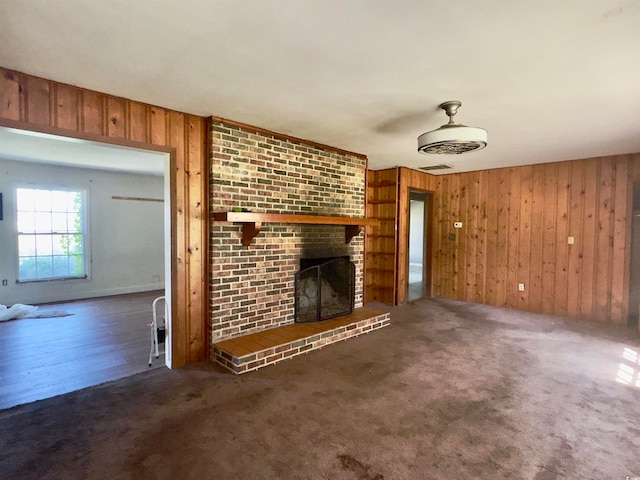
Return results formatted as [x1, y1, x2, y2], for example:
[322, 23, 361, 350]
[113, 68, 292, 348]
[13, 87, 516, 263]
[149, 296, 167, 366]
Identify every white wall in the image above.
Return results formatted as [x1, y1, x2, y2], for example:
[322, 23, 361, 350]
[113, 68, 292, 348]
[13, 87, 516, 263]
[0, 159, 164, 305]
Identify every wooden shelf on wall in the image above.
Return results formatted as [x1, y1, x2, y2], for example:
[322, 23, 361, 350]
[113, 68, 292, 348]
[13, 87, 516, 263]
[212, 212, 378, 246]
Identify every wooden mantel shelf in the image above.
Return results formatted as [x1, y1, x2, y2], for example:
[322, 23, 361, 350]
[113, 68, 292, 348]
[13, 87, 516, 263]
[212, 212, 378, 246]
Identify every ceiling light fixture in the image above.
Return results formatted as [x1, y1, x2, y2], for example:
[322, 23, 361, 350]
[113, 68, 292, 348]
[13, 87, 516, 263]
[417, 101, 487, 154]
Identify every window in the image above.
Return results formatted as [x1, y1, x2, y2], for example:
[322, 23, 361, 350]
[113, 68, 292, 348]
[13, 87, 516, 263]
[16, 187, 87, 282]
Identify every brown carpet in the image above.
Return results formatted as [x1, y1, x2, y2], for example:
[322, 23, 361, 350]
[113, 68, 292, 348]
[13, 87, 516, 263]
[1, 298, 639, 479]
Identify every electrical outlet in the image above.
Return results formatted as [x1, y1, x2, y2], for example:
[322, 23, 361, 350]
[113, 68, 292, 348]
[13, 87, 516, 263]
[2, 279, 7, 286]
[518, 283, 525, 291]
[453, 222, 463, 229]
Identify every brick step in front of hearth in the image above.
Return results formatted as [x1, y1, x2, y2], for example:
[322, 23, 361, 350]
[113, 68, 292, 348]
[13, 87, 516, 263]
[212, 306, 390, 374]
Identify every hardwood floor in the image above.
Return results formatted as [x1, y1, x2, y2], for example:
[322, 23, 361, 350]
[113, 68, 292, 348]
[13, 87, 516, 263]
[0, 290, 166, 410]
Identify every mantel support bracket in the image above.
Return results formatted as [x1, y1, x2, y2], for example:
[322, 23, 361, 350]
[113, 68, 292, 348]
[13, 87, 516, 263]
[239, 222, 262, 246]
[345, 225, 362, 243]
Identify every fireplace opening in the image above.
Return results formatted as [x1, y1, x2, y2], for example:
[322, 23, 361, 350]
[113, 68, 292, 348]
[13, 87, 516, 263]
[295, 257, 355, 322]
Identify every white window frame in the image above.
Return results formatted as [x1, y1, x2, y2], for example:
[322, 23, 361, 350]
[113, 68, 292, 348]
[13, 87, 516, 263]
[15, 185, 90, 283]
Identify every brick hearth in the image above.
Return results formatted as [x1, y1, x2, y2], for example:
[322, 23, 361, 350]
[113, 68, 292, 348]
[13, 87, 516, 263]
[212, 306, 390, 374]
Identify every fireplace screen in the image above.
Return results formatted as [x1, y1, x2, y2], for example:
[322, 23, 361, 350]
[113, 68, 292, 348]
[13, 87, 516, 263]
[294, 257, 355, 322]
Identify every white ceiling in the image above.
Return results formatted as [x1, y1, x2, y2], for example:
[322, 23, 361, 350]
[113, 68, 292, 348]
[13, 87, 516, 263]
[1, 0, 639, 174]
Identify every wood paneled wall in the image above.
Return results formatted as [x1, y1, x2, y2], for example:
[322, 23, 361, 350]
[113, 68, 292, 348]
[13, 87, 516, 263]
[430, 155, 638, 324]
[0, 67, 208, 367]
[369, 155, 640, 326]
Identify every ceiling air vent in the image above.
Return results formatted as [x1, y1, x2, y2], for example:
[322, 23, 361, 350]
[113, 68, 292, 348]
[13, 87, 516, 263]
[419, 164, 453, 171]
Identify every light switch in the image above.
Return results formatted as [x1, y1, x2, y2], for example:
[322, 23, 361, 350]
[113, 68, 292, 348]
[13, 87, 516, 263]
[454, 222, 463, 229]
[568, 236, 574, 245]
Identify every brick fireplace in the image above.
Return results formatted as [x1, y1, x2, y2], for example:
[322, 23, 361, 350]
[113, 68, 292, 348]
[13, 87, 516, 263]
[209, 118, 390, 373]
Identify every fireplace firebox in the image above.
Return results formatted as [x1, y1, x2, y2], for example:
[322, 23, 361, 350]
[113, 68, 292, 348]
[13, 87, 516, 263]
[294, 257, 355, 322]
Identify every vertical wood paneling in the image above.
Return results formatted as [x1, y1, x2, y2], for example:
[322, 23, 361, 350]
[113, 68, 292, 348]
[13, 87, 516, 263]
[485, 171, 499, 305]
[396, 170, 410, 304]
[506, 168, 521, 309]
[168, 111, 187, 358]
[436, 174, 449, 298]
[54, 83, 79, 131]
[80, 90, 105, 135]
[595, 159, 614, 321]
[435, 174, 446, 297]
[0, 67, 207, 368]
[0, 70, 21, 120]
[529, 165, 545, 311]
[580, 161, 598, 318]
[553, 162, 570, 316]
[438, 174, 451, 298]
[496, 169, 509, 306]
[611, 156, 630, 323]
[540, 164, 558, 314]
[465, 171, 480, 302]
[449, 174, 462, 298]
[150, 106, 167, 145]
[128, 102, 149, 143]
[475, 170, 488, 304]
[517, 166, 533, 310]
[186, 114, 207, 357]
[456, 174, 468, 301]
[26, 76, 52, 126]
[107, 97, 127, 139]
[566, 162, 584, 318]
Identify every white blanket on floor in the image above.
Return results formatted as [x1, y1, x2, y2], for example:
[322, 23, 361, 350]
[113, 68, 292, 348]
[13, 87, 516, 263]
[0, 304, 73, 322]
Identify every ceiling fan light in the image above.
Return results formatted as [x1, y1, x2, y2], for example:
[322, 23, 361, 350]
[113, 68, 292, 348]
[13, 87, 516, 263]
[417, 125, 487, 154]
[417, 101, 487, 155]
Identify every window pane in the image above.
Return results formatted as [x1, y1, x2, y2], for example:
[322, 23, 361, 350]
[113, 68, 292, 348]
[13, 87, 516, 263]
[34, 189, 51, 209]
[19, 257, 38, 280]
[16, 188, 35, 212]
[69, 234, 83, 255]
[18, 235, 36, 256]
[36, 234, 53, 256]
[52, 234, 66, 255]
[51, 191, 67, 212]
[35, 212, 52, 232]
[53, 256, 70, 277]
[51, 212, 67, 232]
[68, 192, 81, 213]
[17, 211, 36, 233]
[36, 256, 53, 278]
[69, 255, 84, 275]
[67, 212, 81, 233]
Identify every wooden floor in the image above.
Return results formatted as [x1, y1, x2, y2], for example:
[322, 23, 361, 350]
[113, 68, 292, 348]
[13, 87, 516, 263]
[0, 290, 166, 410]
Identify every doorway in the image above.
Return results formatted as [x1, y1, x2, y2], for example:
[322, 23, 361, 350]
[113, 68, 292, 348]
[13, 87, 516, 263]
[407, 190, 432, 301]
[0, 128, 171, 408]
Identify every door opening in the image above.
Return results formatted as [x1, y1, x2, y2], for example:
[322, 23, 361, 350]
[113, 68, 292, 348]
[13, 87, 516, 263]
[407, 190, 431, 301]
[0, 127, 172, 408]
